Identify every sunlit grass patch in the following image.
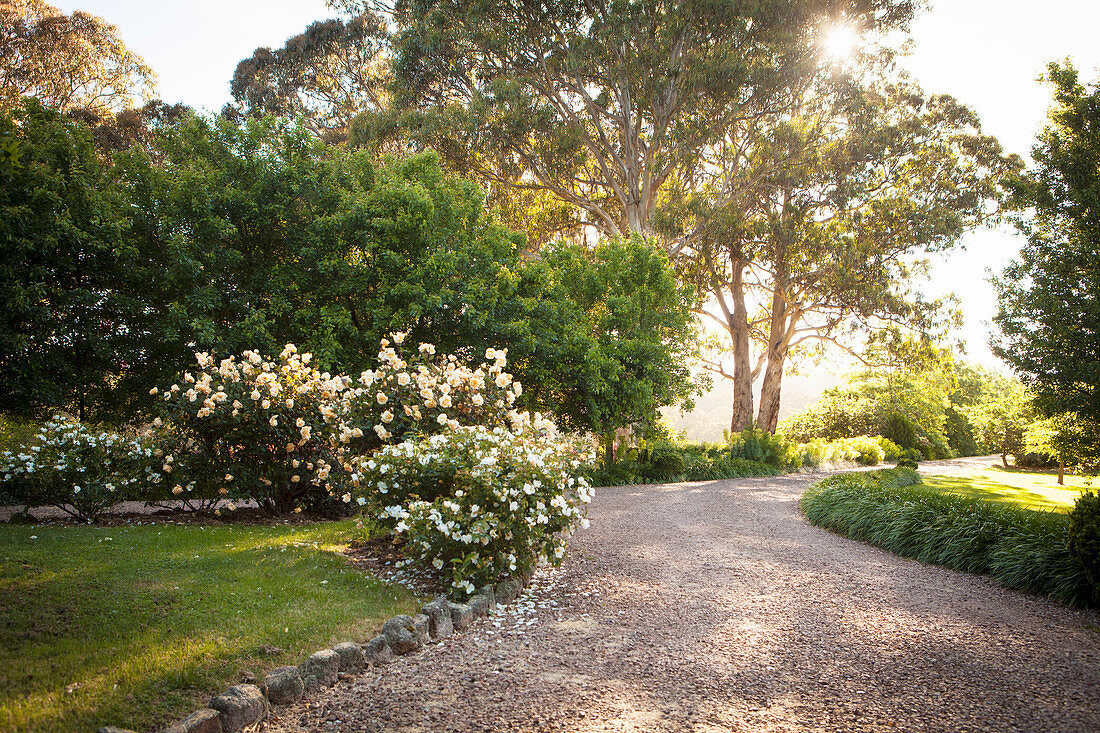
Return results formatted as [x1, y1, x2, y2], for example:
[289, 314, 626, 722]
[0, 519, 422, 733]
[922, 466, 1091, 512]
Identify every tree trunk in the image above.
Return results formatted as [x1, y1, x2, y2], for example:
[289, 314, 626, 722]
[757, 288, 789, 433]
[728, 264, 754, 433]
[1002, 453, 1009, 469]
[1058, 460, 1065, 485]
[757, 351, 786, 433]
[604, 432, 615, 470]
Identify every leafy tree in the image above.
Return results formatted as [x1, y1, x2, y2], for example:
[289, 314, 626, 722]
[114, 118, 528, 411]
[365, 0, 915, 242]
[0, 99, 135, 420]
[373, 0, 918, 243]
[965, 376, 1035, 469]
[509, 237, 698, 465]
[366, 0, 1016, 433]
[994, 63, 1100, 451]
[677, 77, 1017, 432]
[230, 14, 389, 142]
[0, 0, 156, 114]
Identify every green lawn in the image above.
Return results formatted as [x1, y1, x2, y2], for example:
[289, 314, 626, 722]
[921, 465, 1092, 512]
[0, 519, 422, 733]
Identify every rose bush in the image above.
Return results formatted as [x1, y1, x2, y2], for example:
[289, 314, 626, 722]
[0, 415, 159, 521]
[334, 333, 521, 451]
[149, 345, 350, 515]
[351, 421, 594, 596]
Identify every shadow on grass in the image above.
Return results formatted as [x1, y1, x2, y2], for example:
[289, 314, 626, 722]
[0, 520, 422, 733]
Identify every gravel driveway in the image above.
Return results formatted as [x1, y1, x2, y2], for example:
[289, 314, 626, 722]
[267, 469, 1100, 732]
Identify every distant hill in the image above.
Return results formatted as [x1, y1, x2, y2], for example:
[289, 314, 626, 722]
[662, 369, 845, 442]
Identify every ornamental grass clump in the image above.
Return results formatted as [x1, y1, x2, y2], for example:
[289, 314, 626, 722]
[352, 422, 594, 596]
[0, 415, 159, 521]
[149, 345, 350, 515]
[801, 468, 1097, 607]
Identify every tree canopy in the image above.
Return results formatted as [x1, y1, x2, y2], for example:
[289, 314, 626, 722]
[230, 13, 389, 142]
[0, 0, 156, 114]
[995, 62, 1100, 449]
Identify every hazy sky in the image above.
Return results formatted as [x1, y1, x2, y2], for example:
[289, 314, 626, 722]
[51, 0, 1100, 369]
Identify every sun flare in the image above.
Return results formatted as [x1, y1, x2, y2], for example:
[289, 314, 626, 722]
[823, 25, 858, 59]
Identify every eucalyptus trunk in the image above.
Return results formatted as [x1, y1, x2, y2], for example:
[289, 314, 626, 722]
[757, 288, 790, 433]
[728, 264, 755, 432]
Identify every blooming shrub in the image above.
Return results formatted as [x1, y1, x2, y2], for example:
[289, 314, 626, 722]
[335, 333, 522, 451]
[351, 422, 594, 596]
[0, 415, 158, 521]
[150, 345, 349, 515]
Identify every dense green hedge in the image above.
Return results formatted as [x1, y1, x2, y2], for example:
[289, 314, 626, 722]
[800, 468, 1097, 607]
[587, 443, 782, 486]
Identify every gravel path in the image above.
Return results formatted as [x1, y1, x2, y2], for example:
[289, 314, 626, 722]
[267, 468, 1100, 733]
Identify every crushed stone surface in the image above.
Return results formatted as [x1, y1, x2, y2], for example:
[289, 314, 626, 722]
[264, 467, 1100, 732]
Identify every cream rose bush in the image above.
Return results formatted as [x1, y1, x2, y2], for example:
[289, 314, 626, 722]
[148, 345, 350, 515]
[334, 333, 522, 450]
[117, 335, 594, 585]
[339, 334, 595, 594]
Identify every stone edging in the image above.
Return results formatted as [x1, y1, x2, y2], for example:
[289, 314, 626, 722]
[96, 575, 530, 733]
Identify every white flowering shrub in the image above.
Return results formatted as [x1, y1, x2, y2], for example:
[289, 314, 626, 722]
[336, 333, 522, 451]
[0, 415, 159, 521]
[352, 423, 594, 596]
[150, 345, 350, 515]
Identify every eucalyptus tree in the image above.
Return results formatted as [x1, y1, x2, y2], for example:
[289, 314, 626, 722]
[0, 0, 156, 114]
[230, 13, 390, 141]
[671, 77, 1018, 430]
[364, 0, 919, 244]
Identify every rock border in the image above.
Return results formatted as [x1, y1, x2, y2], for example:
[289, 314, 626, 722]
[96, 572, 533, 733]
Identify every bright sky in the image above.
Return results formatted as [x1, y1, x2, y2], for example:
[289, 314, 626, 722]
[52, 0, 1100, 370]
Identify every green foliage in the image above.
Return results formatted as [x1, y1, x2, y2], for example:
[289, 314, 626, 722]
[586, 440, 781, 487]
[0, 100, 137, 421]
[118, 118, 527, 403]
[727, 428, 799, 469]
[995, 63, 1100, 446]
[795, 436, 894, 469]
[512, 237, 698, 441]
[965, 376, 1035, 464]
[801, 470, 1096, 607]
[882, 412, 919, 452]
[1068, 492, 1100, 596]
[944, 405, 981, 457]
[0, 413, 36, 454]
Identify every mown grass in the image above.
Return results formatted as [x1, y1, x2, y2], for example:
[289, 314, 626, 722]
[801, 468, 1096, 608]
[0, 519, 421, 733]
[922, 466, 1091, 512]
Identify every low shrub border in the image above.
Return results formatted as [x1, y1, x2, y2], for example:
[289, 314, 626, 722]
[800, 468, 1097, 608]
[97, 575, 533, 733]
